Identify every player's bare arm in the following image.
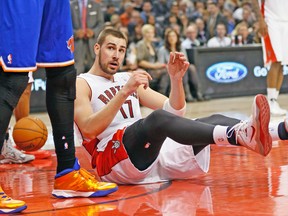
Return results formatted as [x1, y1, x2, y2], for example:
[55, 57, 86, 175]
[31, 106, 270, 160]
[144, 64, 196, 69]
[167, 52, 189, 110]
[75, 71, 152, 139]
[251, 0, 268, 37]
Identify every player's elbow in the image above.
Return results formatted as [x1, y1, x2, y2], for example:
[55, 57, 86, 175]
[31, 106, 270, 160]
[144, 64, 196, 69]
[81, 128, 98, 140]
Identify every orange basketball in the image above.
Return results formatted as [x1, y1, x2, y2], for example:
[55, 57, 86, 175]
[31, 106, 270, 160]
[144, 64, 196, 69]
[12, 116, 48, 152]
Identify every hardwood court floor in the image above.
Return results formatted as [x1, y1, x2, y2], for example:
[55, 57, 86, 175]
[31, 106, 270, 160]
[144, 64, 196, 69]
[1, 94, 288, 216]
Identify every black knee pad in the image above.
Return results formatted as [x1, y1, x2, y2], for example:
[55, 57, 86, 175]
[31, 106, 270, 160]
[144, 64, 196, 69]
[45, 65, 76, 100]
[0, 69, 28, 108]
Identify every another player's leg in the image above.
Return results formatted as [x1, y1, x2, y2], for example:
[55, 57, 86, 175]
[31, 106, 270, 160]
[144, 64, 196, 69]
[0, 70, 35, 164]
[0, 185, 27, 214]
[267, 62, 286, 116]
[45, 66, 117, 198]
[12, 75, 51, 159]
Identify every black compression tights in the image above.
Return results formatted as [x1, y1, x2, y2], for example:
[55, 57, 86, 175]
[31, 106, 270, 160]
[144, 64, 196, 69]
[123, 109, 240, 170]
[45, 65, 76, 173]
[0, 69, 28, 151]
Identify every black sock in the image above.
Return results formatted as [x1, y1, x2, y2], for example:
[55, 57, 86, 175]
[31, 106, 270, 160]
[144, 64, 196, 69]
[5, 132, 9, 141]
[226, 126, 239, 145]
[278, 122, 288, 140]
[54, 133, 76, 173]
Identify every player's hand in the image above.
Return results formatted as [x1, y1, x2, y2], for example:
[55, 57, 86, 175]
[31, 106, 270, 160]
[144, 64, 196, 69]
[167, 52, 190, 80]
[76, 29, 86, 39]
[258, 18, 268, 37]
[122, 70, 152, 95]
[86, 28, 95, 38]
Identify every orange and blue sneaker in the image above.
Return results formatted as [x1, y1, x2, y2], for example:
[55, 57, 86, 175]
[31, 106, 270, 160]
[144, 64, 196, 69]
[0, 186, 27, 214]
[52, 158, 118, 198]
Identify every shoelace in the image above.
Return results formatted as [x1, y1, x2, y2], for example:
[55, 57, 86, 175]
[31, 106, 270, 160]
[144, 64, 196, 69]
[79, 168, 97, 180]
[0, 192, 12, 202]
[227, 120, 248, 145]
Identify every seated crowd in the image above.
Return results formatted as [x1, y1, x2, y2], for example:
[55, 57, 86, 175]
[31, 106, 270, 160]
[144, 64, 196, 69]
[72, 0, 261, 101]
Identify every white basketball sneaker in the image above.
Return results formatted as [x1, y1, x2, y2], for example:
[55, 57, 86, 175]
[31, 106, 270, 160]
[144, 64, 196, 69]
[233, 94, 272, 156]
[269, 99, 286, 116]
[0, 138, 35, 164]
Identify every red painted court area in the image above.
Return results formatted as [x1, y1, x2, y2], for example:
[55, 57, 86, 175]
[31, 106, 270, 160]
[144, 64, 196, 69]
[1, 140, 288, 215]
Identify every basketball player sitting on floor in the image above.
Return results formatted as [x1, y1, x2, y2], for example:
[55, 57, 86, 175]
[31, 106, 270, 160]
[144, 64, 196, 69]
[74, 28, 288, 184]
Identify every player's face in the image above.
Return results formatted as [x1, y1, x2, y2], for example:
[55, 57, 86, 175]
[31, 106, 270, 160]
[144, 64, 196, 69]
[98, 35, 127, 75]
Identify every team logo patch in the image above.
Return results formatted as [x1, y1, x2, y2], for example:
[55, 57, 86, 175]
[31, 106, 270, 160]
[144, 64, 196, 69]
[66, 36, 75, 53]
[112, 140, 121, 153]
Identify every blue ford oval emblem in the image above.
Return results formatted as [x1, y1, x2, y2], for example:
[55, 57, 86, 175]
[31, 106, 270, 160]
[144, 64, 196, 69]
[206, 62, 248, 83]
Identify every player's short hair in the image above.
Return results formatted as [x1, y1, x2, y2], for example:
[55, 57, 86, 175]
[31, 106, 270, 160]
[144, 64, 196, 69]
[97, 28, 128, 46]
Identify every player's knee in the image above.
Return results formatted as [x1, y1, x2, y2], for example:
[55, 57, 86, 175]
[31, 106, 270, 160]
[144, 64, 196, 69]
[46, 65, 76, 100]
[0, 71, 29, 108]
[145, 109, 174, 130]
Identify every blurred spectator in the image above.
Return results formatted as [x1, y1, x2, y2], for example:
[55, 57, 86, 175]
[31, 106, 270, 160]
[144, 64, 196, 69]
[241, 6, 256, 28]
[206, 0, 228, 39]
[133, 0, 144, 12]
[217, 0, 225, 13]
[233, 1, 255, 26]
[118, 26, 138, 72]
[110, 13, 122, 29]
[181, 23, 201, 48]
[140, 1, 154, 24]
[70, 0, 104, 74]
[181, 24, 207, 101]
[146, 14, 164, 47]
[127, 10, 144, 41]
[178, 0, 195, 21]
[104, 3, 116, 23]
[164, 2, 182, 28]
[207, 22, 231, 47]
[224, 0, 239, 12]
[191, 1, 207, 21]
[131, 23, 144, 44]
[136, 24, 166, 91]
[195, 17, 208, 46]
[233, 22, 254, 45]
[118, 0, 134, 15]
[165, 14, 181, 30]
[120, 2, 134, 27]
[157, 29, 194, 100]
[152, 0, 170, 24]
[251, 21, 262, 44]
[168, 23, 184, 41]
[179, 14, 190, 39]
[222, 8, 236, 36]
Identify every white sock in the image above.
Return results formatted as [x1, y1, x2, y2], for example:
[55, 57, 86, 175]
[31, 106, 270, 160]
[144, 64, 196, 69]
[275, 90, 279, 99]
[269, 122, 280, 141]
[213, 125, 230, 145]
[267, 88, 277, 101]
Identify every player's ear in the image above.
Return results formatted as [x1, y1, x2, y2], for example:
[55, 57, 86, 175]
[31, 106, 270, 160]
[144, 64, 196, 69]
[94, 43, 100, 55]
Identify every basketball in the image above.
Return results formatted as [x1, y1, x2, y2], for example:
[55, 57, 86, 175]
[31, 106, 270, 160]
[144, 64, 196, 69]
[12, 116, 48, 152]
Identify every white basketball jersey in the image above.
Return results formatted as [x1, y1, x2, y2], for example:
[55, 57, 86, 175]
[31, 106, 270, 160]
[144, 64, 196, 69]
[262, 0, 288, 21]
[78, 72, 142, 151]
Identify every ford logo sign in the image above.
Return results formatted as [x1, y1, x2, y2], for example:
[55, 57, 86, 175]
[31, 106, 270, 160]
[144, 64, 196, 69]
[206, 62, 248, 83]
